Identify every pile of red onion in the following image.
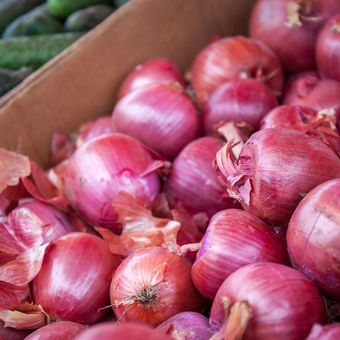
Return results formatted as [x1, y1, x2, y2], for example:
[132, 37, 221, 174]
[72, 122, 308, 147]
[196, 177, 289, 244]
[0, 1, 340, 338]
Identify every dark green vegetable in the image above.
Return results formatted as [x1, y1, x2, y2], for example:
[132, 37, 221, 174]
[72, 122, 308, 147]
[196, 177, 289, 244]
[3, 5, 64, 38]
[0, 0, 44, 34]
[65, 5, 114, 32]
[0, 67, 33, 96]
[0, 33, 82, 70]
[115, 0, 129, 7]
[47, 0, 111, 19]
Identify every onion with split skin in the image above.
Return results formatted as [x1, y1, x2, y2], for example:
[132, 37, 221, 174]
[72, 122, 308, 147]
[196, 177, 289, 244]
[192, 209, 288, 300]
[203, 79, 277, 133]
[190, 36, 283, 108]
[118, 58, 185, 99]
[287, 179, 340, 301]
[110, 247, 205, 326]
[32, 233, 121, 324]
[210, 262, 326, 340]
[216, 128, 340, 225]
[63, 133, 161, 230]
[112, 83, 200, 160]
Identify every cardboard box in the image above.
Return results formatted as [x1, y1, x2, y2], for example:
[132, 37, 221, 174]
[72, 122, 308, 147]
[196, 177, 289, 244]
[0, 0, 254, 167]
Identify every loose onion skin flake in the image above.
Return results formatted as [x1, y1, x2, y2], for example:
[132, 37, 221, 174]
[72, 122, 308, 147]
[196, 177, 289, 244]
[216, 128, 340, 225]
[33, 233, 121, 324]
[165, 136, 239, 218]
[112, 84, 200, 160]
[210, 263, 326, 340]
[63, 133, 160, 229]
[306, 323, 340, 340]
[190, 36, 283, 107]
[118, 58, 185, 99]
[110, 247, 204, 326]
[25, 321, 86, 340]
[287, 179, 340, 301]
[203, 79, 277, 133]
[192, 209, 288, 300]
[74, 322, 171, 340]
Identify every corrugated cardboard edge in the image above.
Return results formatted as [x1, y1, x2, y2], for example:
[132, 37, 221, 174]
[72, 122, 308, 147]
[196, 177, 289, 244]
[0, 0, 254, 166]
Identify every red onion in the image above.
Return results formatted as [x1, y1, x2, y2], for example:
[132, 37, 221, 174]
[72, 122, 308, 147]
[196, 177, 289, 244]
[284, 72, 340, 120]
[2, 199, 75, 252]
[260, 105, 340, 155]
[63, 134, 160, 229]
[306, 323, 340, 340]
[76, 116, 117, 147]
[216, 128, 340, 225]
[0, 320, 31, 340]
[317, 15, 340, 81]
[25, 321, 86, 340]
[250, 0, 340, 72]
[112, 84, 200, 160]
[203, 79, 277, 133]
[74, 322, 171, 340]
[0, 183, 28, 217]
[156, 311, 210, 340]
[287, 179, 340, 301]
[50, 132, 75, 166]
[165, 137, 239, 217]
[110, 247, 204, 326]
[118, 58, 185, 99]
[192, 209, 287, 300]
[210, 263, 326, 340]
[190, 36, 283, 107]
[33, 233, 121, 324]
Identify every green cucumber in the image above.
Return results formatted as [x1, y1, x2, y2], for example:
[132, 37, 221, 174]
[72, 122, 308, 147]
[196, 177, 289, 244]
[0, 0, 44, 34]
[47, 0, 111, 19]
[0, 33, 83, 70]
[65, 5, 113, 32]
[0, 67, 33, 96]
[3, 5, 64, 38]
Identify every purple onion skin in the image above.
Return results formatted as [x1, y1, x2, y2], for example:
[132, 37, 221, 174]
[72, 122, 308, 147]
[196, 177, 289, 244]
[306, 323, 340, 340]
[192, 209, 288, 300]
[156, 312, 210, 340]
[0, 320, 31, 340]
[165, 136, 239, 217]
[287, 179, 340, 301]
[25, 321, 86, 340]
[204, 79, 277, 133]
[210, 263, 326, 340]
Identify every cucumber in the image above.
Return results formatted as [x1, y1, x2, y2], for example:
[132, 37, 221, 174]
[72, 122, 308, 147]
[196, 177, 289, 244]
[65, 5, 113, 32]
[0, 33, 83, 70]
[47, 0, 111, 19]
[0, 0, 44, 34]
[0, 67, 33, 96]
[3, 5, 64, 38]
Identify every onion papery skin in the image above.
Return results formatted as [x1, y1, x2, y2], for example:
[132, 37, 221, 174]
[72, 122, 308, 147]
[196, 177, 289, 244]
[75, 322, 171, 340]
[284, 72, 340, 120]
[110, 247, 204, 326]
[217, 128, 340, 225]
[156, 311, 210, 340]
[25, 321, 86, 340]
[112, 84, 200, 160]
[287, 179, 340, 301]
[192, 209, 288, 300]
[165, 137, 239, 217]
[33, 233, 121, 324]
[118, 58, 185, 99]
[190, 36, 283, 107]
[203, 79, 277, 133]
[317, 15, 340, 81]
[306, 323, 340, 340]
[250, 0, 340, 73]
[63, 134, 160, 229]
[0, 320, 31, 340]
[9, 199, 75, 245]
[76, 116, 117, 147]
[260, 105, 340, 154]
[210, 263, 326, 340]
